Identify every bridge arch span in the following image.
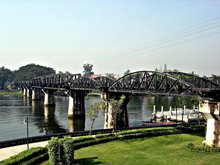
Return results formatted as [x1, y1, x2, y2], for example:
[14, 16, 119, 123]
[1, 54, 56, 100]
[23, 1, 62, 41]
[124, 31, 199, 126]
[108, 71, 196, 96]
[165, 72, 220, 89]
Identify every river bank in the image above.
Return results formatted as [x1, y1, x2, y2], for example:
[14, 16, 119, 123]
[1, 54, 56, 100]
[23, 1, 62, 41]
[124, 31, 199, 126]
[0, 90, 22, 97]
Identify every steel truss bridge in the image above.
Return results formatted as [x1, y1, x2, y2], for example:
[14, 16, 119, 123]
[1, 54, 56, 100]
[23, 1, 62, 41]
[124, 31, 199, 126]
[14, 71, 220, 147]
[16, 71, 220, 99]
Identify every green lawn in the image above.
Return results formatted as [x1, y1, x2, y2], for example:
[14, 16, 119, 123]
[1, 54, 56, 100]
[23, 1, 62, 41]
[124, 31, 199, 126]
[73, 134, 220, 165]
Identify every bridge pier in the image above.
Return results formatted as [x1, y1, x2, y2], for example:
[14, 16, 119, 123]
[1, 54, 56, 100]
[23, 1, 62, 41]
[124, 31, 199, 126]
[199, 99, 220, 147]
[103, 93, 131, 129]
[32, 88, 41, 100]
[26, 88, 32, 98]
[22, 88, 27, 97]
[67, 90, 87, 117]
[42, 89, 55, 106]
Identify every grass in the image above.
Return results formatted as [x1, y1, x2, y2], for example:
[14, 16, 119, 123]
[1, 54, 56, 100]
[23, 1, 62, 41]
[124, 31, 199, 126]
[41, 133, 220, 165]
[0, 147, 46, 165]
[0, 90, 22, 97]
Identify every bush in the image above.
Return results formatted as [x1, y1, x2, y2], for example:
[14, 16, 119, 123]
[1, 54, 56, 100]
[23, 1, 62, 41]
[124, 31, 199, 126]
[95, 133, 115, 139]
[62, 136, 74, 165]
[0, 147, 46, 165]
[47, 137, 60, 165]
[176, 125, 205, 134]
[47, 136, 75, 164]
[187, 143, 220, 152]
[73, 136, 94, 143]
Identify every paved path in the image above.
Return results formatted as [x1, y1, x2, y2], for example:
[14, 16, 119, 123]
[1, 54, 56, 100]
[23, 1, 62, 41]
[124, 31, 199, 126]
[0, 141, 48, 161]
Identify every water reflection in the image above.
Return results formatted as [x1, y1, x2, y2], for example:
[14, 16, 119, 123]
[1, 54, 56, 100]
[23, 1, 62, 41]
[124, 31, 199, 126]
[31, 101, 66, 135]
[68, 117, 85, 132]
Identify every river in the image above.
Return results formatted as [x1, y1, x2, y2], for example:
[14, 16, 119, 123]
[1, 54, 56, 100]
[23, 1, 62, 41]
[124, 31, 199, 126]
[0, 94, 198, 141]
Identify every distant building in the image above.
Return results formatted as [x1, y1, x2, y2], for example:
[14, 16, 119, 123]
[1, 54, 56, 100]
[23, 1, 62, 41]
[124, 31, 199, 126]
[91, 74, 104, 79]
[114, 74, 120, 80]
[91, 73, 120, 80]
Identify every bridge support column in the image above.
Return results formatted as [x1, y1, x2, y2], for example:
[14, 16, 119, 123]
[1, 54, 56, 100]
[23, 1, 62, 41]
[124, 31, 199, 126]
[199, 99, 220, 147]
[23, 88, 27, 97]
[43, 89, 55, 106]
[104, 93, 131, 129]
[67, 90, 87, 117]
[26, 88, 32, 98]
[68, 96, 75, 117]
[32, 88, 41, 100]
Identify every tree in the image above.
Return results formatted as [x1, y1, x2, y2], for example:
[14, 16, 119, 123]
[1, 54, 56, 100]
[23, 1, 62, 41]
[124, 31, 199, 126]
[108, 95, 125, 133]
[87, 102, 106, 135]
[83, 63, 94, 77]
[124, 69, 130, 76]
[0, 67, 13, 89]
[13, 63, 55, 82]
[163, 64, 168, 72]
[173, 69, 179, 72]
[105, 73, 115, 79]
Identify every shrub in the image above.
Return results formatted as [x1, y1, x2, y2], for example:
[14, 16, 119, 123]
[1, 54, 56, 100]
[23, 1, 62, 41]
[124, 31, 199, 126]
[47, 137, 60, 165]
[62, 136, 74, 165]
[73, 136, 94, 143]
[187, 143, 220, 152]
[0, 147, 46, 165]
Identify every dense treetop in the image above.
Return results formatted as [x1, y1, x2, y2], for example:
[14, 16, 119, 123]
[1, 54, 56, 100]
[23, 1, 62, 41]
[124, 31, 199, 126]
[0, 67, 13, 89]
[0, 63, 55, 89]
[13, 63, 55, 82]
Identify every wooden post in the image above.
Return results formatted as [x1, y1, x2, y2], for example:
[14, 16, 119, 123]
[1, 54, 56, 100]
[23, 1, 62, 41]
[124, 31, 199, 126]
[176, 106, 177, 123]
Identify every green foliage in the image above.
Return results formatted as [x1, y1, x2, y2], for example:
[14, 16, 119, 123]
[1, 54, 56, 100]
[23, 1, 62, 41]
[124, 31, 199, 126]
[187, 143, 220, 152]
[0, 147, 46, 165]
[62, 136, 74, 165]
[108, 95, 125, 132]
[47, 136, 75, 165]
[163, 64, 168, 72]
[83, 63, 94, 76]
[0, 66, 13, 89]
[176, 125, 205, 134]
[105, 73, 115, 79]
[0, 64, 55, 89]
[13, 63, 55, 82]
[73, 136, 95, 143]
[123, 69, 131, 76]
[87, 102, 106, 134]
[47, 137, 60, 165]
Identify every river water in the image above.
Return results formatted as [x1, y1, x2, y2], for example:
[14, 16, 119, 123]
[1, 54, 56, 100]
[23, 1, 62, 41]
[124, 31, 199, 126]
[0, 95, 197, 141]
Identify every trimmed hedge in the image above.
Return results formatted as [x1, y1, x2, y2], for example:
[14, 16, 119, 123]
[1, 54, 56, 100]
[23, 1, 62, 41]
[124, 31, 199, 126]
[47, 136, 75, 165]
[47, 137, 60, 165]
[0, 147, 46, 165]
[176, 125, 205, 134]
[61, 136, 74, 165]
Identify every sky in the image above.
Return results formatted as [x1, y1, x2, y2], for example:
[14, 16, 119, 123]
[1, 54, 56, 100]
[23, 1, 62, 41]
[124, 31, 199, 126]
[0, 0, 220, 76]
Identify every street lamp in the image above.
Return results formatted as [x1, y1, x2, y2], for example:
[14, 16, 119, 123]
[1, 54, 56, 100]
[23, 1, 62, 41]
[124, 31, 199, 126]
[23, 116, 29, 150]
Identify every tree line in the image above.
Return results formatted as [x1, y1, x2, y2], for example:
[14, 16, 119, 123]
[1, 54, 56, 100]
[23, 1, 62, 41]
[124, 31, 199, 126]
[0, 64, 55, 90]
[1, 62, 219, 90]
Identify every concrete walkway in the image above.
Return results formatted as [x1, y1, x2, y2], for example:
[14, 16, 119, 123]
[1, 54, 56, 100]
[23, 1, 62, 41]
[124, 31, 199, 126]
[0, 141, 48, 161]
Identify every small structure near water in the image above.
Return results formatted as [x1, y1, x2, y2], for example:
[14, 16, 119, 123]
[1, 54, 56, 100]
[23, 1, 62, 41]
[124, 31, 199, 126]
[151, 105, 203, 123]
[199, 99, 220, 147]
